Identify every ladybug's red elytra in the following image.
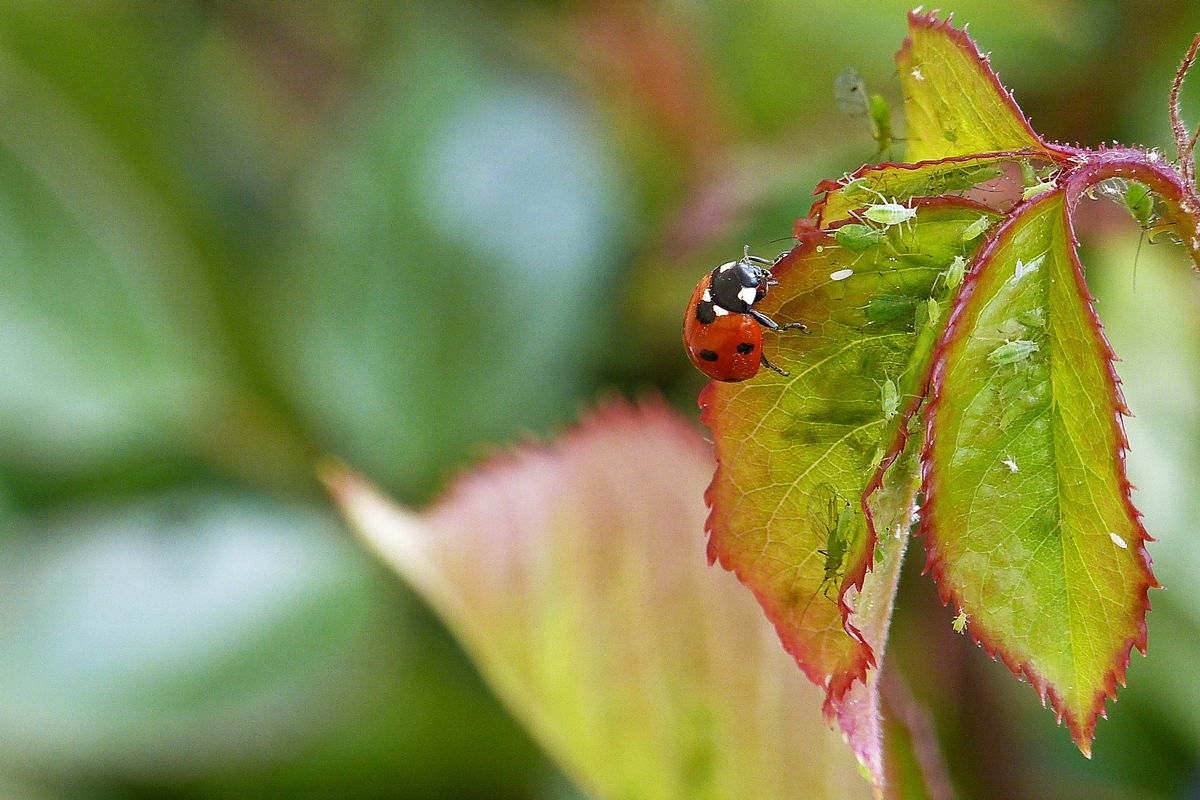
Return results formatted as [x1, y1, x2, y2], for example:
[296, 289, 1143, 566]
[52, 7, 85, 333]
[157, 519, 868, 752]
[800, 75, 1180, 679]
[683, 247, 806, 382]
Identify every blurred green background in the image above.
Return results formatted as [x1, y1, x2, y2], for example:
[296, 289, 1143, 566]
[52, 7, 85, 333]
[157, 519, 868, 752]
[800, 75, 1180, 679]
[2, 1, 1200, 798]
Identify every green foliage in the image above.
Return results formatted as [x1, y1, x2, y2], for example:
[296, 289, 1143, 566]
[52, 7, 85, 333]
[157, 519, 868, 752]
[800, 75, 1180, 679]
[924, 191, 1155, 755]
[701, 8, 1200, 775]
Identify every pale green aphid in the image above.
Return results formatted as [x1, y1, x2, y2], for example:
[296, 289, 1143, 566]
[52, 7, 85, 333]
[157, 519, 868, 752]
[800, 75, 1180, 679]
[863, 200, 917, 227]
[1018, 307, 1046, 327]
[946, 255, 966, 289]
[1022, 179, 1057, 200]
[952, 610, 969, 634]
[807, 486, 854, 604]
[962, 215, 990, 242]
[999, 372, 1028, 402]
[988, 339, 1038, 365]
[881, 378, 899, 420]
[823, 504, 853, 592]
[927, 297, 941, 325]
[835, 223, 887, 251]
[1020, 159, 1038, 186]
[1124, 181, 1153, 228]
[835, 67, 897, 157]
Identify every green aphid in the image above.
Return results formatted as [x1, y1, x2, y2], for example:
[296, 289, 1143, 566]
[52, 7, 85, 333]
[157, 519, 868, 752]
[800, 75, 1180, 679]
[822, 505, 853, 593]
[988, 339, 1038, 365]
[867, 94, 894, 156]
[863, 201, 916, 227]
[952, 610, 969, 634]
[1022, 179, 1056, 201]
[996, 316, 1027, 340]
[1018, 307, 1046, 327]
[1125, 182, 1153, 228]
[946, 255, 967, 290]
[881, 378, 900, 420]
[926, 297, 941, 326]
[1020, 160, 1038, 186]
[864, 294, 917, 324]
[835, 223, 887, 252]
[962, 215, 991, 242]
[809, 486, 852, 601]
[999, 372, 1029, 403]
[835, 67, 897, 157]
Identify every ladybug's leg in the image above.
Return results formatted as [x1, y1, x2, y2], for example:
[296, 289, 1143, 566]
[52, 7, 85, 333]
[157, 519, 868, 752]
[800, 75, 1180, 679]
[760, 354, 790, 378]
[749, 308, 808, 333]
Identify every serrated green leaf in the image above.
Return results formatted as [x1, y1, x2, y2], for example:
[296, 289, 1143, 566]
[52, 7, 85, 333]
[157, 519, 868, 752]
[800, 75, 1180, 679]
[701, 200, 999, 713]
[329, 401, 873, 800]
[896, 12, 1062, 163]
[923, 189, 1157, 756]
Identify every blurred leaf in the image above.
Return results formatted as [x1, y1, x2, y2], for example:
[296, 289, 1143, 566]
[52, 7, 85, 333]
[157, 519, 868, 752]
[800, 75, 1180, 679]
[896, 11, 1061, 162]
[257, 13, 629, 500]
[0, 51, 232, 475]
[327, 399, 873, 800]
[923, 190, 1156, 756]
[1087, 234, 1200, 758]
[701, 200, 997, 721]
[0, 493, 379, 775]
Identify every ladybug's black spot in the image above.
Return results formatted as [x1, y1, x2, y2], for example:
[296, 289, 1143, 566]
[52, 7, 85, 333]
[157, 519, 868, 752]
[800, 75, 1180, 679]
[699, 348, 719, 362]
[736, 342, 755, 354]
[695, 301, 717, 325]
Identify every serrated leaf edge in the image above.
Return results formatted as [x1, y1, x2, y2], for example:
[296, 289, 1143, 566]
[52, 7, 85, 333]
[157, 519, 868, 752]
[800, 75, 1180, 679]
[899, 10, 1073, 161]
[918, 188, 1159, 756]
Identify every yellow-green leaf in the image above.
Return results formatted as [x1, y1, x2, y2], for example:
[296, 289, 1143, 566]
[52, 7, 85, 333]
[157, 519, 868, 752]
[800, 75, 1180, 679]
[922, 189, 1158, 755]
[896, 11, 1064, 163]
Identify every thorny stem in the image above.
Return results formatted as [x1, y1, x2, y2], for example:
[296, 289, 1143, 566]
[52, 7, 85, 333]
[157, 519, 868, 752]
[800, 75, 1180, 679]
[1170, 31, 1200, 190]
[1063, 146, 1200, 271]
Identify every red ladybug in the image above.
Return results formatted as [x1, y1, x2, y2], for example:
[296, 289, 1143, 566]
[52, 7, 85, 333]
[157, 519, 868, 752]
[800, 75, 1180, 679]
[683, 248, 805, 382]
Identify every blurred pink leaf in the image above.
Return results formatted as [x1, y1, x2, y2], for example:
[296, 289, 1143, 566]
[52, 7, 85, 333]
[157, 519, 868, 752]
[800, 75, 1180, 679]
[325, 399, 875, 800]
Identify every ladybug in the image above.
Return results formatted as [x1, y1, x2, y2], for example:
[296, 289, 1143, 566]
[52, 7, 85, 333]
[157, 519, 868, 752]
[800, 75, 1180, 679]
[683, 247, 806, 382]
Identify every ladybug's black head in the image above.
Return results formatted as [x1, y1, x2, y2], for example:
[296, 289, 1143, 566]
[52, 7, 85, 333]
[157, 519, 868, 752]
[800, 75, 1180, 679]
[708, 258, 771, 314]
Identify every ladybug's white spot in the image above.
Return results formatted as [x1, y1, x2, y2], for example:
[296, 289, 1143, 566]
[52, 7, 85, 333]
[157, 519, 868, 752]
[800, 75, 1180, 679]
[1110, 532, 1128, 549]
[737, 286, 757, 306]
[717, 261, 737, 273]
[712, 305, 730, 316]
[830, 268, 854, 282]
[701, 288, 712, 303]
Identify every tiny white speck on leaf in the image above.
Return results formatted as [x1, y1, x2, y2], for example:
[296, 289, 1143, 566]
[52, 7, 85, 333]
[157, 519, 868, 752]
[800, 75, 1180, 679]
[912, 67, 924, 81]
[1110, 532, 1128, 549]
[1003, 458, 1018, 472]
[830, 268, 854, 282]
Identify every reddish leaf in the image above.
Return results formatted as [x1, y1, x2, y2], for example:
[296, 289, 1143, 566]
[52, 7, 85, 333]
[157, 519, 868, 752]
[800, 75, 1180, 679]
[326, 400, 875, 799]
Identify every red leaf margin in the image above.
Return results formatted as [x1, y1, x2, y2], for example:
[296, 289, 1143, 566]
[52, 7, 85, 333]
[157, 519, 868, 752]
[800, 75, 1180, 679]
[807, 152, 1064, 227]
[918, 187, 1160, 756]
[697, 232, 875, 712]
[899, 10, 1073, 161]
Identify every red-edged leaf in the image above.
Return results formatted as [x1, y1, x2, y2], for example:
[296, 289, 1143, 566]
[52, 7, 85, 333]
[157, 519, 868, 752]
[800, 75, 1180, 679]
[897, 11, 1068, 163]
[326, 399, 874, 799]
[812, 154, 1027, 227]
[922, 188, 1158, 755]
[702, 199, 998, 716]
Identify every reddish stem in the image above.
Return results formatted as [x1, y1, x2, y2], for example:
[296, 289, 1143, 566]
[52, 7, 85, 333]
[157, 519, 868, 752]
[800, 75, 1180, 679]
[1170, 32, 1200, 189]
[1063, 146, 1200, 270]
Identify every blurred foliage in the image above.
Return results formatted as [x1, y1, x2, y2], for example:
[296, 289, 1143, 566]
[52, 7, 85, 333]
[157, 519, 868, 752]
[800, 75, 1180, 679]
[0, 0, 1198, 798]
